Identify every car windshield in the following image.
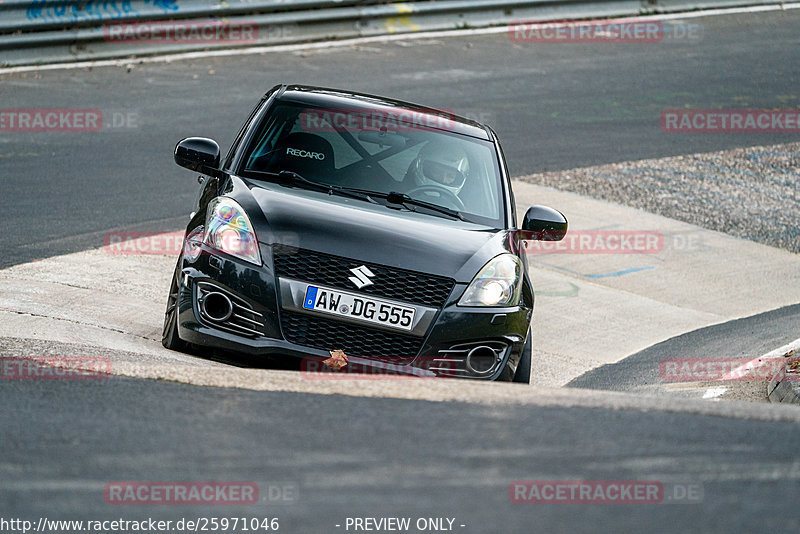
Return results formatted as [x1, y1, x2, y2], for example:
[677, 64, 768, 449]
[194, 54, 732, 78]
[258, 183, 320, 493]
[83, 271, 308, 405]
[238, 102, 504, 226]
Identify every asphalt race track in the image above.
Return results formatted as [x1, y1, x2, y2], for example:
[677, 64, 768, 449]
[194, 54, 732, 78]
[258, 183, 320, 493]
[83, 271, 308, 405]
[2, 8, 800, 533]
[2, 374, 800, 533]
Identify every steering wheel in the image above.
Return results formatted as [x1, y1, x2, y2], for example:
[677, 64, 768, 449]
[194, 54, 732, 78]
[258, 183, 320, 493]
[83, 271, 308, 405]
[405, 185, 466, 212]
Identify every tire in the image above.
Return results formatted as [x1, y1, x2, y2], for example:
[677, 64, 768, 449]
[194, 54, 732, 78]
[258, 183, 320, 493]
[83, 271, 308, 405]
[513, 328, 532, 384]
[162, 258, 189, 352]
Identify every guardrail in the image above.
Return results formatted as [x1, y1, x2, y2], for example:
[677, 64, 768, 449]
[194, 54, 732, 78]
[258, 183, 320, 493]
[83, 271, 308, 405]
[0, 0, 785, 67]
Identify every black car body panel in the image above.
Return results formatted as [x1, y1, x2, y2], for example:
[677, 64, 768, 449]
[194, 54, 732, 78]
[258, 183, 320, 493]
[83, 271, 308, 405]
[246, 182, 503, 281]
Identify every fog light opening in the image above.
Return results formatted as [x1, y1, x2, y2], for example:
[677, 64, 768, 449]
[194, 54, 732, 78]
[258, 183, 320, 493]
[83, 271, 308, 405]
[202, 292, 233, 322]
[466, 346, 497, 375]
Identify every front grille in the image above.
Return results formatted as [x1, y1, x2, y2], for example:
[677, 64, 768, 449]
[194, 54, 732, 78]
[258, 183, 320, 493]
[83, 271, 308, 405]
[281, 311, 424, 361]
[272, 245, 454, 308]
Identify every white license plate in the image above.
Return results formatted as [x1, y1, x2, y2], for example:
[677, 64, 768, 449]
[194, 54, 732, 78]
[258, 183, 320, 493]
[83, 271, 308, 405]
[302, 285, 415, 331]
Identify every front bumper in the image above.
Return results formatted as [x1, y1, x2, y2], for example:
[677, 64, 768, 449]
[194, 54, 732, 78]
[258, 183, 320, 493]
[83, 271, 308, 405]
[176, 244, 532, 380]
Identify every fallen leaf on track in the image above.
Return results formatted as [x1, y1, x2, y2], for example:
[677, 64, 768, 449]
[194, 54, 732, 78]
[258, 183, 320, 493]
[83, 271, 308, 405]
[323, 350, 348, 371]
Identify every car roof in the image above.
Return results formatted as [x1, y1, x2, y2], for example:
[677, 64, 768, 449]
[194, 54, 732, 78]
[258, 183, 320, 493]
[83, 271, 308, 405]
[268, 84, 493, 141]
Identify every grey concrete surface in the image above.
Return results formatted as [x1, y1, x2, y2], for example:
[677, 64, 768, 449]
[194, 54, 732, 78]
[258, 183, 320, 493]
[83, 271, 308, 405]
[2, 175, 798, 394]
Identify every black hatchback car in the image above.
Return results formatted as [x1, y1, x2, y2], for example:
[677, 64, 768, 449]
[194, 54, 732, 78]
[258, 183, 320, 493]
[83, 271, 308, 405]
[162, 84, 567, 382]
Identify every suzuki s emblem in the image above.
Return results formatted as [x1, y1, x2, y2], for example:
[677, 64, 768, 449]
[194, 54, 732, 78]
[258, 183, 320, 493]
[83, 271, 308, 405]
[348, 265, 375, 289]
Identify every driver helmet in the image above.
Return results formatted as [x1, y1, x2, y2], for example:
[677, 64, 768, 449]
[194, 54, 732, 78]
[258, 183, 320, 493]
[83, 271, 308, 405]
[411, 140, 470, 195]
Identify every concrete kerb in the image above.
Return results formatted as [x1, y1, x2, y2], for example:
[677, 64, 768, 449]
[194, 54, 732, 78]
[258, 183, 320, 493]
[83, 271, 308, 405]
[766, 338, 800, 404]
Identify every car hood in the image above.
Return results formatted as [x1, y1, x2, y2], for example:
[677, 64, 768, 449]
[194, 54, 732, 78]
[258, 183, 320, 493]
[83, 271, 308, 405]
[236, 180, 510, 282]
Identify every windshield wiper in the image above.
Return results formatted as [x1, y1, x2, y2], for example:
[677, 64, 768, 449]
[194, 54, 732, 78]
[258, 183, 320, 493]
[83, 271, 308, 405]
[249, 170, 375, 203]
[331, 188, 463, 220]
[246, 171, 462, 220]
[382, 191, 464, 220]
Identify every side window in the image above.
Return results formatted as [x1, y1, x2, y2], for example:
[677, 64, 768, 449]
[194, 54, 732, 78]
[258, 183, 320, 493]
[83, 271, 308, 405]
[246, 114, 284, 167]
[225, 98, 267, 170]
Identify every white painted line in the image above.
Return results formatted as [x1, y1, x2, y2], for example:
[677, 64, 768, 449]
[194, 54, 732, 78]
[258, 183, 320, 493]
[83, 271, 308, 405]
[702, 387, 727, 400]
[1, 3, 799, 75]
[722, 337, 800, 381]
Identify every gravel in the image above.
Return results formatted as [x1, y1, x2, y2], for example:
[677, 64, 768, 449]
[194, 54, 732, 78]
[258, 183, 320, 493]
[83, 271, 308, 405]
[518, 142, 800, 253]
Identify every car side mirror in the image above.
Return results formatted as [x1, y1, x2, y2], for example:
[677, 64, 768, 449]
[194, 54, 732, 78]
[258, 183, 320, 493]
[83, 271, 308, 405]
[174, 137, 221, 176]
[521, 205, 568, 241]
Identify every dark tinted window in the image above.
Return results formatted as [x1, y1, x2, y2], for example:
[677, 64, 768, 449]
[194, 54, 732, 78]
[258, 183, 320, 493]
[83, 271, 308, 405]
[239, 102, 503, 225]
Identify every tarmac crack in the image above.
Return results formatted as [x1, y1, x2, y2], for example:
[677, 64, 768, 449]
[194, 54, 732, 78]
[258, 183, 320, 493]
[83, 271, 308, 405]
[0, 308, 158, 342]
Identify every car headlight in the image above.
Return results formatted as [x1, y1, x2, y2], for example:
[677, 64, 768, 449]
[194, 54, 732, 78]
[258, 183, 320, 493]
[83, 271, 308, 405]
[183, 226, 205, 262]
[204, 197, 261, 265]
[458, 254, 523, 307]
